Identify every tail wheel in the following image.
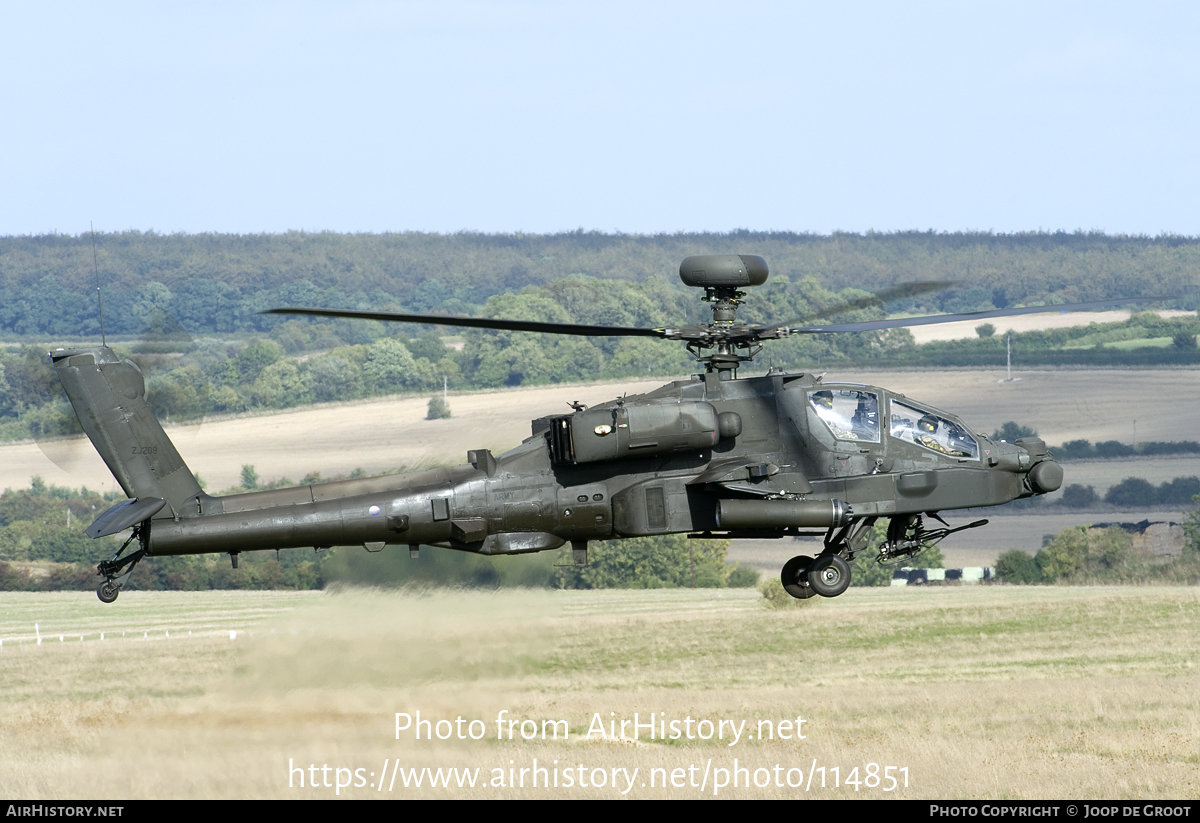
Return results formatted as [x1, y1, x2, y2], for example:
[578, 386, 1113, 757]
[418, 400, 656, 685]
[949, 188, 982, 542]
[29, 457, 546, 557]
[781, 555, 817, 599]
[807, 554, 852, 598]
[97, 582, 119, 603]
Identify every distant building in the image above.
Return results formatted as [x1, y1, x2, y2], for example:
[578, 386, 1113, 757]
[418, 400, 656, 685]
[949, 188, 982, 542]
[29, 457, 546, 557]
[1089, 520, 1184, 558]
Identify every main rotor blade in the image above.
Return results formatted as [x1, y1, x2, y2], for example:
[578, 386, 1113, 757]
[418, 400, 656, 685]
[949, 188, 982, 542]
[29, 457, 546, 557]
[789, 292, 1197, 334]
[755, 281, 955, 333]
[263, 307, 667, 338]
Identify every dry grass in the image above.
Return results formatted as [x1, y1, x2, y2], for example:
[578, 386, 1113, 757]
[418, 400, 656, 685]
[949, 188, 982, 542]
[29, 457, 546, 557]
[1, 586, 1197, 799]
[905, 309, 1193, 345]
[1042, 455, 1200, 496]
[0, 378, 670, 492]
[6, 360, 1200, 495]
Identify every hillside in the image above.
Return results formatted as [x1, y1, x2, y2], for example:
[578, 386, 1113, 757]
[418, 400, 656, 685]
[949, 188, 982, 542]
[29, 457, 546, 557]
[3, 230, 1200, 340]
[6, 365, 1195, 494]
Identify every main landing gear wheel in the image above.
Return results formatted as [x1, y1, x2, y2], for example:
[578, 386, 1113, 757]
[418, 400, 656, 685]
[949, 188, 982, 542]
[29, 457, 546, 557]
[807, 554, 852, 598]
[781, 555, 817, 599]
[97, 581, 119, 603]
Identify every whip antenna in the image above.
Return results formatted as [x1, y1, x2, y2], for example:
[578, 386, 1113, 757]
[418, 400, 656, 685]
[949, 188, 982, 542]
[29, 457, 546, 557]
[90, 222, 106, 346]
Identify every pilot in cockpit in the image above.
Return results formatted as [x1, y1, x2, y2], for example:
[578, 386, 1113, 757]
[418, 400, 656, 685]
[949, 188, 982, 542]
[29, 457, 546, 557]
[851, 393, 878, 440]
[812, 390, 855, 439]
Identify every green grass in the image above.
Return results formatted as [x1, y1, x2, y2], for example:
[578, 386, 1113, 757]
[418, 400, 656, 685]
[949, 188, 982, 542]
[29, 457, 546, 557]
[1, 586, 1198, 799]
[1105, 337, 1174, 350]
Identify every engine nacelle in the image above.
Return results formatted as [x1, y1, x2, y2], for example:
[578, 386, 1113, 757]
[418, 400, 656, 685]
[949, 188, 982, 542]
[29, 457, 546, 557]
[547, 401, 722, 464]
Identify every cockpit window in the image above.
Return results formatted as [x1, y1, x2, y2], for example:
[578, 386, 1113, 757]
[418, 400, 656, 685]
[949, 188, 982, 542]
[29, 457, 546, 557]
[809, 389, 879, 443]
[890, 399, 978, 459]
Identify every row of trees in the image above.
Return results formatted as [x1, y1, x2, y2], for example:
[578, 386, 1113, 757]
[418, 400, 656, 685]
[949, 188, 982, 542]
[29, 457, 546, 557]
[882, 311, 1200, 368]
[8, 472, 1200, 593]
[0, 478, 757, 592]
[4, 230, 1200, 337]
[996, 523, 1200, 585]
[989, 423, 1200, 463]
[1059, 477, 1200, 509]
[1054, 439, 1200, 460]
[0, 272, 911, 432]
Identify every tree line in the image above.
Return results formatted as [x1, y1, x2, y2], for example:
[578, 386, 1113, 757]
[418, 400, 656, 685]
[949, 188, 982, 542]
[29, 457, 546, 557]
[3, 229, 1200, 340]
[996, 521, 1200, 585]
[1059, 477, 1200, 509]
[0, 478, 757, 592]
[0, 272, 907, 436]
[2, 230, 1199, 442]
[4, 305, 1200, 441]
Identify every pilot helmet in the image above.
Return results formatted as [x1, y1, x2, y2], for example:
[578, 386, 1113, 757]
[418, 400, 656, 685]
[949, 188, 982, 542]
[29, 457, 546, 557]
[918, 414, 938, 433]
[812, 390, 833, 409]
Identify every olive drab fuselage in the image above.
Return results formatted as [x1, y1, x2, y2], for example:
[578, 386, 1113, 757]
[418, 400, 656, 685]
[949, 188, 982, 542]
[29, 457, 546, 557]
[56, 251, 1100, 603]
[62, 355, 1055, 562]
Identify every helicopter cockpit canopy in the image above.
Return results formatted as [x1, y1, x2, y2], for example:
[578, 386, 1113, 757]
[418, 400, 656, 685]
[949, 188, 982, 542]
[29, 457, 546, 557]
[808, 388, 880, 443]
[889, 398, 979, 459]
[808, 386, 980, 460]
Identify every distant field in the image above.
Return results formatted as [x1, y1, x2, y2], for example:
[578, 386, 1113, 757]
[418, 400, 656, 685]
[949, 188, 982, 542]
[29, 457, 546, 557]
[1, 378, 670, 493]
[1047, 456, 1200, 502]
[6, 364, 1198, 574]
[905, 309, 1193, 344]
[5, 304, 1196, 496]
[5, 366, 1200, 495]
[1, 587, 1196, 799]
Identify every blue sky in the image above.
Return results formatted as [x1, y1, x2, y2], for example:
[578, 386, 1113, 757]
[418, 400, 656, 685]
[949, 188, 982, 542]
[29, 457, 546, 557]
[2, 2, 1198, 236]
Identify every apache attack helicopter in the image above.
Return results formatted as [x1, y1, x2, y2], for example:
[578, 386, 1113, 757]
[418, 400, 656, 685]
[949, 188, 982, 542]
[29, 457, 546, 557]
[53, 254, 1179, 603]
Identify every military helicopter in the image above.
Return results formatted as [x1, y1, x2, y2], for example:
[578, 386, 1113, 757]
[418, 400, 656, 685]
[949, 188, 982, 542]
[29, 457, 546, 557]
[53, 254, 1179, 603]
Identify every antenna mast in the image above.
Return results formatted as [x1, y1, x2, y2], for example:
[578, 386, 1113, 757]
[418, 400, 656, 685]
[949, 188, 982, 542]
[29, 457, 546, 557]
[90, 222, 106, 346]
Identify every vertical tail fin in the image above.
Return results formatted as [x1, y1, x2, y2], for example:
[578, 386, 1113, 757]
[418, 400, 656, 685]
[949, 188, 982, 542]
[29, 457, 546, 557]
[51, 346, 204, 517]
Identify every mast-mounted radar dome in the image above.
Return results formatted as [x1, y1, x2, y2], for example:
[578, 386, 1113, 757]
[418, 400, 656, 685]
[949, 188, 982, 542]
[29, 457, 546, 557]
[678, 255, 769, 288]
[677, 254, 768, 332]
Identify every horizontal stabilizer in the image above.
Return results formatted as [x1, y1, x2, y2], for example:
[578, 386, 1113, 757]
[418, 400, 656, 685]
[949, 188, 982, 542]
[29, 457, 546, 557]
[86, 497, 167, 538]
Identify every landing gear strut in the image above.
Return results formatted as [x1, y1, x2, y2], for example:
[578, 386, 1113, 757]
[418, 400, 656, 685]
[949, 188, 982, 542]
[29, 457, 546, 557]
[95, 524, 148, 603]
[779, 517, 876, 600]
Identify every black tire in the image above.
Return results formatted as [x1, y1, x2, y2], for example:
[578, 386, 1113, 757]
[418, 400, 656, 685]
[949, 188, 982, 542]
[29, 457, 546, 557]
[780, 555, 817, 599]
[807, 554, 852, 598]
[97, 582, 119, 603]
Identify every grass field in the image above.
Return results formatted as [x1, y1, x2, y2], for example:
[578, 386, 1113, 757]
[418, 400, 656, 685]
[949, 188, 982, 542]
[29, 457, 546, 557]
[7, 366, 1200, 497]
[1, 586, 1197, 799]
[904, 310, 1194, 345]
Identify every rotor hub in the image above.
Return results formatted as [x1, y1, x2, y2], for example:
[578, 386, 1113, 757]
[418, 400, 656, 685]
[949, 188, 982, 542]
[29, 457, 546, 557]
[702, 286, 746, 324]
[677, 256, 770, 375]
